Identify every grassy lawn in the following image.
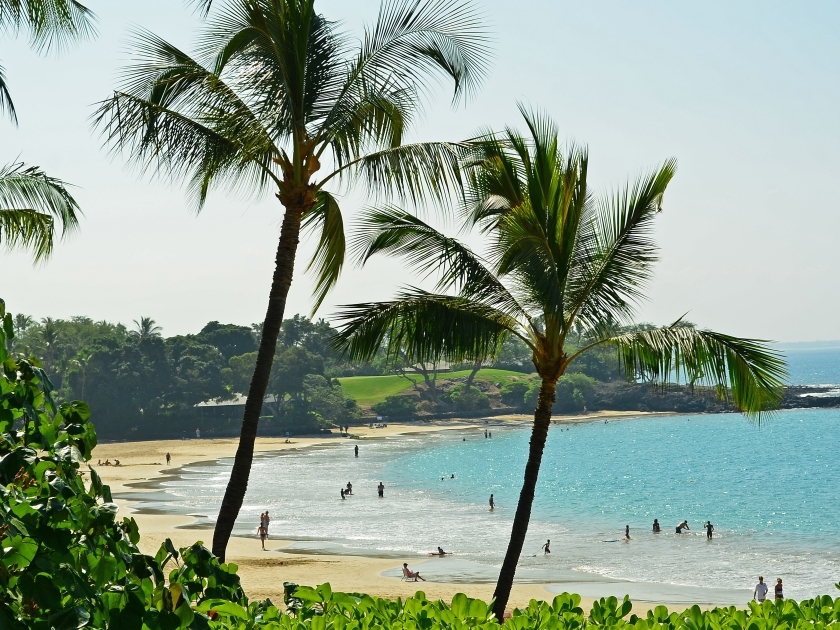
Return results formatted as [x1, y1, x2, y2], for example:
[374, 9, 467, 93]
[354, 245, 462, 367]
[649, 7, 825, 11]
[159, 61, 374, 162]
[337, 368, 532, 407]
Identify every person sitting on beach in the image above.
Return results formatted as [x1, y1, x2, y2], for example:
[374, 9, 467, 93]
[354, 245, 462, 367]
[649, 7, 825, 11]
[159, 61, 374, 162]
[653, 519, 661, 533]
[676, 520, 689, 534]
[402, 563, 425, 581]
[104, 459, 111, 466]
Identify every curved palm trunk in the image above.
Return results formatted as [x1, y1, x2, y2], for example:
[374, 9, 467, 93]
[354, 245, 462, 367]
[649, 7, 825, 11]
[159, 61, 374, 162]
[212, 204, 304, 561]
[492, 377, 557, 620]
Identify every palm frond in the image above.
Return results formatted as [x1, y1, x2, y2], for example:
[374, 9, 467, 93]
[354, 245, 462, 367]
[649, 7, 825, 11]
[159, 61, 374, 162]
[332, 289, 517, 365]
[352, 0, 491, 107]
[303, 190, 345, 314]
[0, 0, 96, 53]
[0, 161, 80, 261]
[354, 205, 525, 317]
[333, 140, 470, 207]
[0, 60, 17, 124]
[591, 324, 786, 418]
[92, 29, 280, 208]
[566, 160, 676, 329]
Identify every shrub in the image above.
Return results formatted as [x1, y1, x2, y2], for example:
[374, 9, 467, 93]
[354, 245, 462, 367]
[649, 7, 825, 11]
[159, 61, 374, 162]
[371, 395, 417, 417]
[499, 381, 530, 407]
[447, 384, 491, 412]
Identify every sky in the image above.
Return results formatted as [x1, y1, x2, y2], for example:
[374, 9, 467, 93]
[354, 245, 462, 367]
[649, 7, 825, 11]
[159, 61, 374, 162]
[2, 0, 839, 341]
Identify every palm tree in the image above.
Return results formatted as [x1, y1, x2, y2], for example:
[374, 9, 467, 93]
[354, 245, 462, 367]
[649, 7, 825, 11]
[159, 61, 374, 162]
[1, 1, 92, 259]
[93, 0, 490, 560]
[131, 317, 163, 340]
[40, 316, 60, 372]
[13, 313, 34, 335]
[0, 162, 81, 260]
[333, 107, 786, 620]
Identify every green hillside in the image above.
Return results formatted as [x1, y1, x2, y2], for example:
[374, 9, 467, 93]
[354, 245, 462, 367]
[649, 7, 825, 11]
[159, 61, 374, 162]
[338, 368, 531, 407]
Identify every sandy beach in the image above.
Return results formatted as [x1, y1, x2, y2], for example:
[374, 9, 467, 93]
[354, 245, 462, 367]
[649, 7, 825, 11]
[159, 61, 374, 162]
[93, 412, 710, 612]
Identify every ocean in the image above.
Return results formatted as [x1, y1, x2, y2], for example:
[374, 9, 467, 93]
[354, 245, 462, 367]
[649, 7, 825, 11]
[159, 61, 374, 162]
[143, 407, 840, 605]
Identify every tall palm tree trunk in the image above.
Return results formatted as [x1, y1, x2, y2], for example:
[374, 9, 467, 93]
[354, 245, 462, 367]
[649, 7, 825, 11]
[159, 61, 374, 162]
[492, 377, 557, 620]
[212, 204, 305, 561]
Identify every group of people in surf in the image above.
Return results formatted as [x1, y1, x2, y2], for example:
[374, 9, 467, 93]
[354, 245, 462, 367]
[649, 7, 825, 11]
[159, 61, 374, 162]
[651, 518, 715, 538]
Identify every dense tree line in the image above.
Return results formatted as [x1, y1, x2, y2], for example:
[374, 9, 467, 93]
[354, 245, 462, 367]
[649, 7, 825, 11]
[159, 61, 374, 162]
[9, 313, 363, 439]
[8, 309, 665, 438]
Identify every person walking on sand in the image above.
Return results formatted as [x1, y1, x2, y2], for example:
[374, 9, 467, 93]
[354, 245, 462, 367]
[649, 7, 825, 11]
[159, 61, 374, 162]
[754, 576, 769, 603]
[775, 578, 784, 600]
[653, 519, 661, 533]
[542, 539, 551, 554]
[262, 511, 270, 536]
[354, 444, 359, 458]
[165, 452, 171, 465]
[378, 482, 385, 498]
[489, 494, 495, 510]
[259, 523, 267, 550]
[705, 521, 714, 539]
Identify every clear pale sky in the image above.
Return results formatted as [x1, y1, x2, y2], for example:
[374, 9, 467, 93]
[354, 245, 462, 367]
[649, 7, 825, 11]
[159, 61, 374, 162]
[2, 1, 838, 341]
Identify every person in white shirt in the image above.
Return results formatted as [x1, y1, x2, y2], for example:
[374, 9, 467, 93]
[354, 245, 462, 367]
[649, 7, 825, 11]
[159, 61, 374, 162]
[754, 576, 769, 602]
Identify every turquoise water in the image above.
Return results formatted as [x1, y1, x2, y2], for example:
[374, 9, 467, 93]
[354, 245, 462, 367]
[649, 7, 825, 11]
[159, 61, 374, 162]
[783, 346, 840, 385]
[151, 409, 840, 602]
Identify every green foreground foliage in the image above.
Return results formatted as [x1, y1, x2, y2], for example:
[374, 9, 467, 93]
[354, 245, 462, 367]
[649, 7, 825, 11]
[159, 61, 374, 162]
[2, 305, 839, 627]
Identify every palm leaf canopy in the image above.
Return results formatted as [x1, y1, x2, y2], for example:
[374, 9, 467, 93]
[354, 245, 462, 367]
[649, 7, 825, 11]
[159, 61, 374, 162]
[334, 107, 786, 417]
[0, 161, 80, 261]
[0, 0, 96, 124]
[94, 0, 490, 311]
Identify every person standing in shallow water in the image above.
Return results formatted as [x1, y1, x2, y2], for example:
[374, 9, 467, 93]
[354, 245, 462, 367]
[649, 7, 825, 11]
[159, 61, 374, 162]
[652, 519, 660, 533]
[354, 444, 358, 457]
[541, 539, 551, 554]
[706, 521, 714, 539]
[378, 482, 384, 498]
[489, 494, 495, 510]
[775, 578, 784, 600]
[625, 525, 630, 539]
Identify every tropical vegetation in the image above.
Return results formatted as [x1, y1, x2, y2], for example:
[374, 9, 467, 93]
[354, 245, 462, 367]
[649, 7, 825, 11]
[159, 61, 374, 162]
[333, 108, 787, 619]
[94, 0, 491, 562]
[0, 0, 92, 260]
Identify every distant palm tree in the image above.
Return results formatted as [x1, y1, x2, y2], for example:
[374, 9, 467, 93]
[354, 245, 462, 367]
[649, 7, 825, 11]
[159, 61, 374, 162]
[94, 0, 490, 560]
[1, 1, 92, 260]
[132, 317, 162, 340]
[40, 316, 60, 371]
[334, 108, 787, 620]
[13, 313, 34, 335]
[71, 350, 92, 398]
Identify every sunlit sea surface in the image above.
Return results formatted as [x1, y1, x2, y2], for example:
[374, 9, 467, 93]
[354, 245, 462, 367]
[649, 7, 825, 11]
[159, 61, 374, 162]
[151, 408, 840, 603]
